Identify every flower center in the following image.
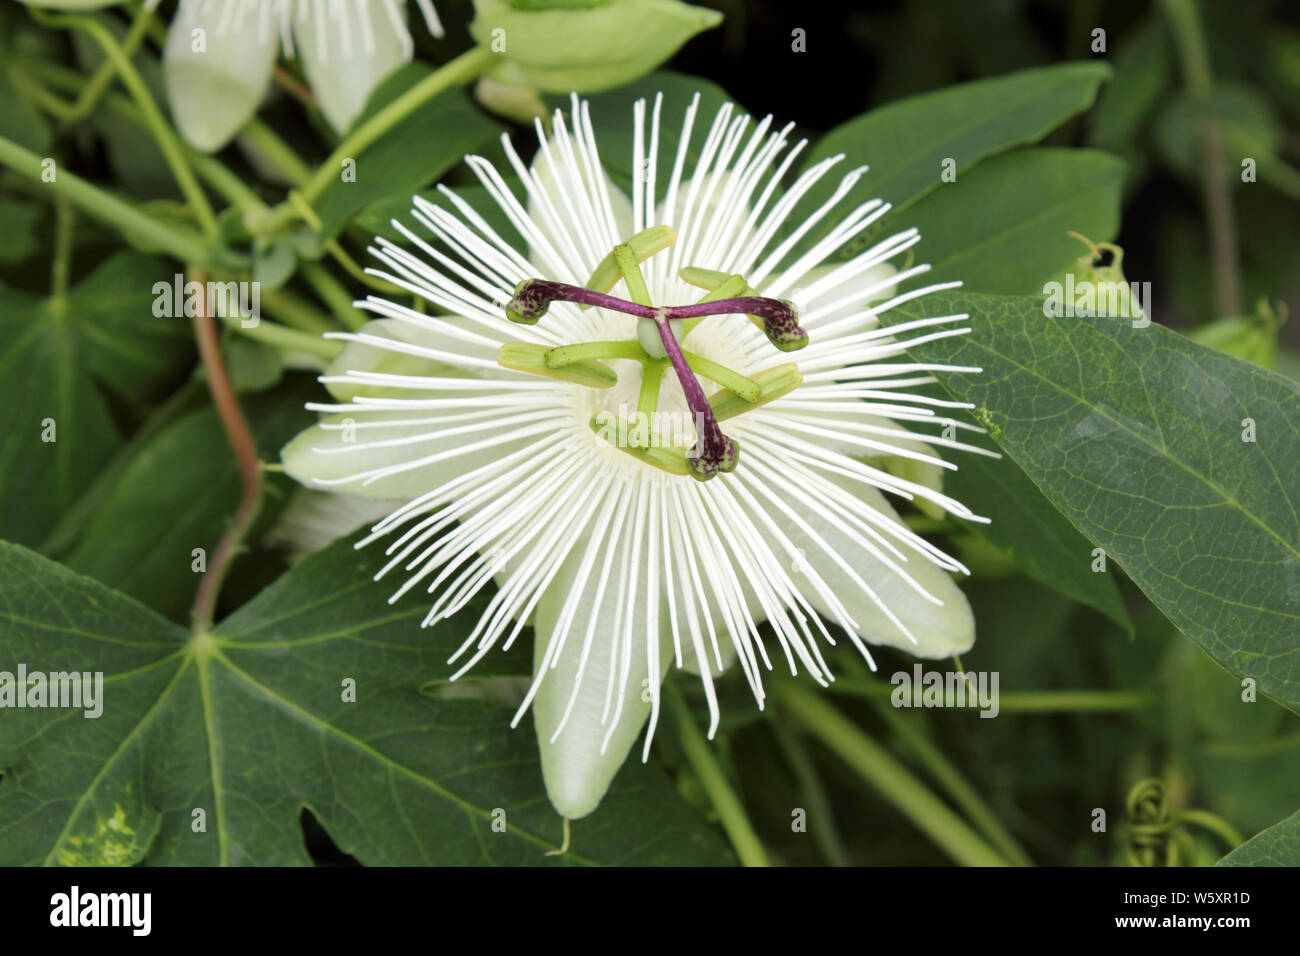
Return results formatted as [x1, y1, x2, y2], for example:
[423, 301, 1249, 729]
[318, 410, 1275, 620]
[496, 227, 807, 481]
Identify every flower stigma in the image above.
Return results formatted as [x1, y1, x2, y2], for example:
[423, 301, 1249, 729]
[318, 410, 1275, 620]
[497, 226, 807, 481]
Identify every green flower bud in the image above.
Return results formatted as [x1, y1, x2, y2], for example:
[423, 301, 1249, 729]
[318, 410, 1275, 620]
[1044, 233, 1146, 322]
[473, 64, 550, 126]
[469, 0, 723, 93]
[1186, 299, 1284, 370]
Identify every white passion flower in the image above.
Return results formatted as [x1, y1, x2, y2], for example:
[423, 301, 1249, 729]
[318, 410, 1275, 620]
[161, 0, 444, 151]
[281, 93, 993, 820]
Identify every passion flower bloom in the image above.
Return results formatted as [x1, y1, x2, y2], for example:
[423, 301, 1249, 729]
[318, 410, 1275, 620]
[161, 0, 444, 151]
[282, 93, 990, 819]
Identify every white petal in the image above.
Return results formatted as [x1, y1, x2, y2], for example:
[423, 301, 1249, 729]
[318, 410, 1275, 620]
[529, 497, 671, 820]
[163, 1, 277, 152]
[281, 402, 551, 501]
[265, 487, 402, 562]
[778, 408, 950, 517]
[295, 0, 412, 134]
[778, 470, 975, 658]
[785, 260, 900, 340]
[524, 110, 634, 280]
[877, 433, 948, 520]
[321, 316, 505, 403]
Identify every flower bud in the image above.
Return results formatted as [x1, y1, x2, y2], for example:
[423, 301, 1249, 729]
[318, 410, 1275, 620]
[469, 0, 722, 93]
[1186, 300, 1283, 369]
[163, 2, 278, 153]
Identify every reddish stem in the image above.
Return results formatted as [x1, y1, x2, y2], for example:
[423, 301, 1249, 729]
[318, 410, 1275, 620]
[654, 317, 737, 479]
[190, 270, 263, 632]
[273, 66, 316, 108]
[510, 279, 797, 324]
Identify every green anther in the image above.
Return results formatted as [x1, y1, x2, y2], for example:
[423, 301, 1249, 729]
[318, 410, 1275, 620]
[637, 357, 669, 420]
[590, 360, 788, 478]
[582, 225, 676, 306]
[588, 414, 691, 475]
[681, 266, 754, 301]
[710, 364, 803, 421]
[545, 340, 645, 368]
[679, 266, 764, 337]
[499, 342, 617, 388]
[681, 349, 761, 402]
[613, 243, 653, 307]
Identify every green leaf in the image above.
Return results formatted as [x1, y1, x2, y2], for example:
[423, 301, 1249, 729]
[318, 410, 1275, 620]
[224, 334, 285, 394]
[888, 292, 1300, 712]
[906, 148, 1126, 294]
[64, 253, 195, 401]
[792, 62, 1112, 260]
[1164, 640, 1300, 836]
[0, 537, 734, 865]
[1217, 809, 1300, 865]
[0, 199, 41, 264]
[310, 63, 504, 245]
[0, 36, 52, 154]
[0, 252, 194, 547]
[250, 237, 297, 291]
[945, 438, 1132, 633]
[72, 17, 180, 200]
[61, 379, 317, 622]
[1087, 15, 1173, 158]
[1153, 83, 1280, 187]
[1186, 306, 1282, 370]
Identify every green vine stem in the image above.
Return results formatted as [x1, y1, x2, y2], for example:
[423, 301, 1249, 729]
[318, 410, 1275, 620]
[66, 0, 157, 121]
[16, 42, 481, 327]
[828, 679, 1157, 713]
[0, 135, 212, 265]
[296, 45, 494, 207]
[775, 678, 1009, 866]
[769, 716, 851, 866]
[221, 312, 342, 361]
[871, 701, 1032, 865]
[16, 62, 266, 215]
[11, 67, 337, 360]
[49, 197, 75, 302]
[261, 287, 338, 334]
[300, 261, 367, 330]
[31, 7, 219, 239]
[1125, 778, 1244, 866]
[1203, 730, 1300, 759]
[238, 120, 313, 188]
[1162, 0, 1241, 318]
[665, 682, 771, 867]
[328, 238, 408, 295]
[1174, 808, 1245, 850]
